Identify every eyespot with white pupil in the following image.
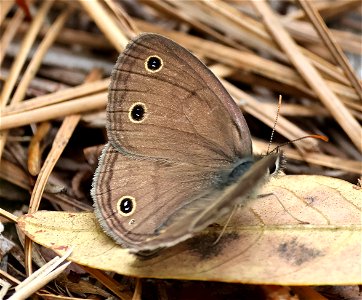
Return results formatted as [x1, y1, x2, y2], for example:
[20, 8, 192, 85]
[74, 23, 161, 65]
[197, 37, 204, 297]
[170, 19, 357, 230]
[129, 102, 146, 123]
[145, 55, 163, 72]
[117, 196, 136, 217]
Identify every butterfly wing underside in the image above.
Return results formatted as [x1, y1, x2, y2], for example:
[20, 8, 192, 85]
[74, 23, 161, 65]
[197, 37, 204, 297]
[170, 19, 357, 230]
[93, 143, 225, 248]
[93, 33, 265, 251]
[107, 33, 252, 165]
[93, 145, 279, 251]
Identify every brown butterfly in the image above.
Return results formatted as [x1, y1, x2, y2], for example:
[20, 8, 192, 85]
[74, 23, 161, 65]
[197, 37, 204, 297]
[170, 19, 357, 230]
[92, 33, 280, 253]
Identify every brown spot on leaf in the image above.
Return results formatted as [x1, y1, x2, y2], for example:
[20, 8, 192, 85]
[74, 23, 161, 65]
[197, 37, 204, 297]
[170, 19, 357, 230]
[188, 232, 239, 260]
[54, 245, 69, 251]
[278, 238, 323, 266]
[26, 214, 36, 218]
[304, 196, 316, 205]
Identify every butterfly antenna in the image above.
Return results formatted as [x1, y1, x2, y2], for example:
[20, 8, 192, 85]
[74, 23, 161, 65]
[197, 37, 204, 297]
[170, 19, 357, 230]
[270, 134, 329, 153]
[212, 205, 238, 245]
[267, 95, 282, 154]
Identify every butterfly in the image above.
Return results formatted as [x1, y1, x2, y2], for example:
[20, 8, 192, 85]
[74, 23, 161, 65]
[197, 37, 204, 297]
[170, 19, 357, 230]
[92, 33, 281, 253]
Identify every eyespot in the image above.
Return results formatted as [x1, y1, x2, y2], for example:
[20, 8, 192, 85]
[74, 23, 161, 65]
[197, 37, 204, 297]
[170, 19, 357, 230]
[129, 102, 147, 123]
[117, 196, 136, 217]
[145, 55, 163, 72]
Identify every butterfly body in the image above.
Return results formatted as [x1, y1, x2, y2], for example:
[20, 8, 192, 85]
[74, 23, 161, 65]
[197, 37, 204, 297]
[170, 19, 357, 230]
[92, 33, 280, 252]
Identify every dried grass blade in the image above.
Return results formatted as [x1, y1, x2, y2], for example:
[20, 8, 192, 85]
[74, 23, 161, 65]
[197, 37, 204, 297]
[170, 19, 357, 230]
[0, 0, 15, 25]
[136, 20, 358, 103]
[0, 207, 18, 223]
[0, 1, 54, 160]
[9, 256, 72, 300]
[145, 0, 243, 50]
[0, 0, 53, 107]
[222, 80, 318, 150]
[27, 122, 51, 176]
[11, 7, 72, 105]
[291, 286, 329, 300]
[24, 69, 103, 275]
[0, 159, 92, 211]
[0, 269, 20, 286]
[0, 9, 24, 64]
[78, 0, 128, 51]
[0, 92, 107, 130]
[2, 79, 109, 116]
[24, 114, 81, 274]
[252, 0, 362, 152]
[132, 278, 142, 300]
[0, 277, 12, 300]
[15, 257, 61, 292]
[104, 0, 139, 37]
[286, 0, 361, 22]
[81, 266, 133, 300]
[177, 0, 351, 87]
[298, 0, 362, 100]
[253, 140, 361, 174]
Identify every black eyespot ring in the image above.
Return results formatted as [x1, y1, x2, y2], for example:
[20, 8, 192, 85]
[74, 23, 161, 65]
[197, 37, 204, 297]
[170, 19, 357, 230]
[117, 196, 136, 217]
[129, 102, 147, 123]
[145, 55, 163, 72]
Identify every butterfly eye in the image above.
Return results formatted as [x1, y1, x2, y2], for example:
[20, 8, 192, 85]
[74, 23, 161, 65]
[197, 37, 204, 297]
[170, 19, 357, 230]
[145, 55, 163, 72]
[117, 196, 136, 216]
[129, 102, 147, 123]
[269, 163, 277, 175]
[269, 155, 281, 175]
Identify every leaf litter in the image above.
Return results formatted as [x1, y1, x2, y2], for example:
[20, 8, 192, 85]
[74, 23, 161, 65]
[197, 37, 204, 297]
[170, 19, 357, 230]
[0, 0, 361, 299]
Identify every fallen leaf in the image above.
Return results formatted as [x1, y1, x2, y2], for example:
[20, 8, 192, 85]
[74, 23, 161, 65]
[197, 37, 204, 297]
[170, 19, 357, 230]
[17, 175, 361, 285]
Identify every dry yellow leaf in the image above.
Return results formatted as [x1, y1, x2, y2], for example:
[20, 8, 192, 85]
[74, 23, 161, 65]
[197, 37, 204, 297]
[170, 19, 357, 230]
[17, 175, 361, 285]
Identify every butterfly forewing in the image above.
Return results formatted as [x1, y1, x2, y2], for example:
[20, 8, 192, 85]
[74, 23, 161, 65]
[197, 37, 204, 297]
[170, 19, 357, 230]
[107, 33, 252, 166]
